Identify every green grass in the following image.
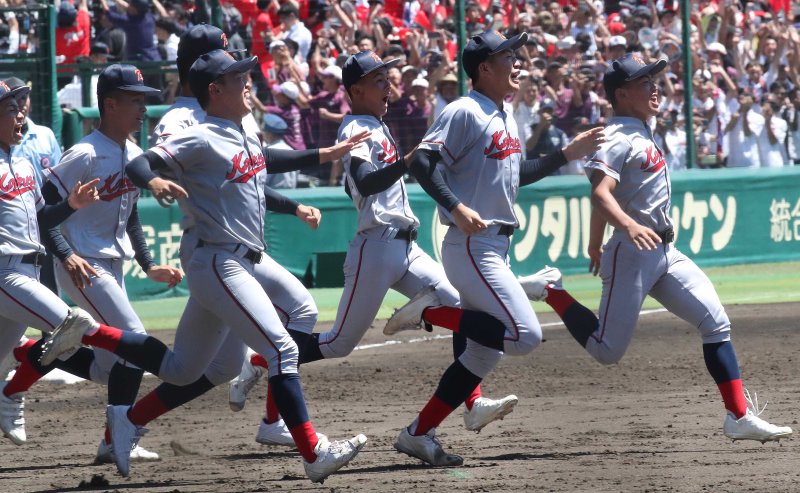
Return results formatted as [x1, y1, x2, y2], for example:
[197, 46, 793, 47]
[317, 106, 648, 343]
[125, 262, 800, 331]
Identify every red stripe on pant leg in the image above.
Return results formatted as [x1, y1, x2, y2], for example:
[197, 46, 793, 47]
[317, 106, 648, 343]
[320, 238, 366, 346]
[0, 284, 55, 331]
[465, 236, 518, 341]
[212, 255, 282, 373]
[593, 242, 621, 344]
[75, 287, 110, 325]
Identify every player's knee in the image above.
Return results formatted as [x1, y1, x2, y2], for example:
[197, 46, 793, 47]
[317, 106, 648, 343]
[698, 311, 731, 341]
[593, 348, 625, 365]
[321, 340, 355, 359]
[504, 325, 542, 356]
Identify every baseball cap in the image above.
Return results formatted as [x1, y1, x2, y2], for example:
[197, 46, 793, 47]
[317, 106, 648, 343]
[556, 36, 576, 50]
[411, 78, 429, 89]
[90, 41, 110, 56]
[269, 39, 287, 51]
[0, 78, 30, 103]
[57, 1, 77, 28]
[320, 64, 342, 81]
[609, 35, 627, 48]
[188, 49, 258, 103]
[177, 24, 229, 82]
[603, 53, 668, 102]
[462, 30, 528, 79]
[262, 113, 288, 135]
[707, 42, 727, 55]
[438, 73, 458, 85]
[97, 64, 160, 102]
[401, 65, 419, 75]
[272, 81, 300, 100]
[342, 50, 401, 90]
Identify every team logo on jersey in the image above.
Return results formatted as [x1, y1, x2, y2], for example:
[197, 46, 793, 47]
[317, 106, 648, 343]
[641, 145, 666, 173]
[377, 138, 397, 164]
[0, 172, 36, 201]
[97, 172, 138, 201]
[484, 130, 522, 160]
[40, 157, 51, 168]
[227, 151, 266, 183]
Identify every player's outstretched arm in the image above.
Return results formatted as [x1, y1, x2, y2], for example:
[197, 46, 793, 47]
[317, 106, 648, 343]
[296, 204, 321, 230]
[125, 203, 183, 288]
[319, 130, 371, 163]
[36, 179, 101, 230]
[349, 154, 406, 196]
[590, 171, 661, 251]
[126, 151, 188, 203]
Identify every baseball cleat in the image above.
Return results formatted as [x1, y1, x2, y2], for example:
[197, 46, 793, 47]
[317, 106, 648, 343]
[0, 382, 25, 445]
[95, 438, 160, 464]
[256, 418, 328, 447]
[394, 426, 463, 467]
[723, 410, 793, 443]
[107, 405, 150, 477]
[40, 308, 99, 366]
[383, 286, 441, 336]
[229, 349, 265, 412]
[303, 433, 368, 483]
[518, 266, 562, 301]
[463, 394, 519, 432]
[0, 336, 28, 380]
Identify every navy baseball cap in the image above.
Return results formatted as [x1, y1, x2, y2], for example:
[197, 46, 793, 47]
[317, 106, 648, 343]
[462, 30, 528, 79]
[0, 79, 30, 103]
[603, 52, 668, 102]
[177, 24, 230, 81]
[189, 49, 258, 102]
[342, 50, 401, 90]
[97, 64, 160, 101]
[263, 113, 288, 135]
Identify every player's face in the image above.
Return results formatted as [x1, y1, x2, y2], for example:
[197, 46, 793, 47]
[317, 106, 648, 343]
[354, 68, 391, 118]
[484, 49, 522, 94]
[0, 97, 24, 151]
[110, 91, 148, 134]
[215, 71, 253, 117]
[15, 93, 30, 119]
[621, 75, 659, 119]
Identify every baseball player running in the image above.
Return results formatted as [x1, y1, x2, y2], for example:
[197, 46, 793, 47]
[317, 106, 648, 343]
[230, 51, 520, 449]
[533, 53, 792, 443]
[0, 80, 109, 445]
[41, 50, 369, 483]
[2, 65, 180, 463]
[382, 31, 603, 464]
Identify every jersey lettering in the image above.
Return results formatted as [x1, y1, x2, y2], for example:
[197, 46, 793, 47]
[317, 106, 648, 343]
[226, 151, 267, 184]
[0, 172, 35, 201]
[97, 172, 138, 201]
[641, 145, 666, 173]
[484, 130, 522, 160]
[377, 138, 397, 164]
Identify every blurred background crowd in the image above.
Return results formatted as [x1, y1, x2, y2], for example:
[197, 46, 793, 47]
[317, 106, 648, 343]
[2, 0, 800, 187]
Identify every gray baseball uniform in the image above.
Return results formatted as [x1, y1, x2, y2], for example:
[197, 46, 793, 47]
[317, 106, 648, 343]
[583, 116, 729, 364]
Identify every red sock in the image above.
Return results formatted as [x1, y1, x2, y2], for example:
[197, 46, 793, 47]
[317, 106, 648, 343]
[422, 306, 463, 331]
[3, 360, 43, 396]
[464, 383, 481, 410]
[127, 391, 172, 427]
[12, 338, 36, 362]
[718, 379, 748, 419]
[413, 396, 455, 436]
[251, 353, 268, 369]
[81, 324, 122, 353]
[545, 287, 578, 318]
[289, 421, 319, 463]
[265, 384, 280, 424]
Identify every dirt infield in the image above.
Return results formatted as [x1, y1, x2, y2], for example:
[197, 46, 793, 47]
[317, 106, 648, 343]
[3, 302, 799, 493]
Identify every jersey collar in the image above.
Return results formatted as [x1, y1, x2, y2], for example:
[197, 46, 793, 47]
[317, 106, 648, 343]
[469, 89, 504, 115]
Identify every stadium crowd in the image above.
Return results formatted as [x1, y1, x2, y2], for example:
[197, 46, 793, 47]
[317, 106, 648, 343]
[1, 0, 800, 184]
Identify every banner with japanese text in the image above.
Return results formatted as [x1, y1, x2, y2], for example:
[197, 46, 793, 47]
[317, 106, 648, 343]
[125, 167, 800, 299]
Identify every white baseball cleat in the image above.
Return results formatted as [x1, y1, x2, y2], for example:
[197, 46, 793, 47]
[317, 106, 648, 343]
[723, 410, 793, 443]
[107, 405, 150, 477]
[394, 426, 463, 467]
[383, 286, 441, 336]
[518, 266, 562, 301]
[95, 438, 160, 464]
[40, 308, 99, 366]
[463, 394, 519, 432]
[303, 434, 368, 483]
[256, 418, 328, 447]
[0, 336, 27, 380]
[229, 349, 265, 412]
[0, 382, 25, 445]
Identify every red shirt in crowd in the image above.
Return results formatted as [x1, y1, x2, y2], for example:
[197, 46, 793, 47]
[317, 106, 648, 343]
[55, 9, 90, 64]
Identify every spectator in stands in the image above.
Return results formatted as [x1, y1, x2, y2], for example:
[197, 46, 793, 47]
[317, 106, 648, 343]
[263, 114, 297, 189]
[278, 2, 312, 64]
[98, 0, 163, 62]
[527, 100, 567, 161]
[725, 91, 764, 168]
[513, 75, 541, 158]
[95, 9, 127, 62]
[786, 89, 800, 165]
[386, 77, 431, 153]
[57, 42, 111, 109]
[758, 99, 788, 168]
[55, 0, 90, 84]
[265, 81, 306, 151]
[432, 72, 458, 119]
[654, 109, 688, 171]
[155, 18, 181, 61]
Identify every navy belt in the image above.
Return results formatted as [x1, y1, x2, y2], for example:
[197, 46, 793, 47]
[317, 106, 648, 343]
[658, 228, 674, 244]
[21, 252, 45, 266]
[395, 228, 418, 242]
[196, 240, 263, 264]
[497, 225, 515, 236]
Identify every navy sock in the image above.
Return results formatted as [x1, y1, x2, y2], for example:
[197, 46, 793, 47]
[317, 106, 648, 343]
[267, 373, 309, 429]
[26, 339, 94, 380]
[702, 341, 741, 384]
[291, 330, 324, 365]
[452, 333, 467, 359]
[433, 360, 483, 409]
[562, 303, 599, 347]
[458, 311, 505, 351]
[154, 375, 215, 410]
[112, 332, 169, 376]
[107, 363, 144, 406]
